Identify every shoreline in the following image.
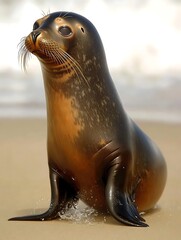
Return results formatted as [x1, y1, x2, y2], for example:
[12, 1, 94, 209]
[0, 109, 181, 123]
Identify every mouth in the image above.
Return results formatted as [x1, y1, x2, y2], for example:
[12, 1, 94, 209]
[18, 33, 87, 85]
[18, 34, 72, 70]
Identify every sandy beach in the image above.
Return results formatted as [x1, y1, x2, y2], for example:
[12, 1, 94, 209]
[1, 118, 181, 239]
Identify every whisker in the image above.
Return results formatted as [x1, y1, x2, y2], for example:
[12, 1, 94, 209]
[60, 50, 83, 85]
[46, 47, 82, 85]
[61, 49, 90, 87]
[41, 10, 46, 17]
[41, 9, 50, 17]
[18, 37, 30, 71]
[43, 48, 68, 68]
[58, 50, 79, 78]
[42, 48, 77, 88]
[58, 12, 63, 18]
[58, 50, 81, 79]
[47, 9, 51, 15]
[62, 12, 73, 19]
[54, 50, 65, 65]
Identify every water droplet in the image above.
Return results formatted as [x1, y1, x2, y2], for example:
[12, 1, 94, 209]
[58, 202, 100, 225]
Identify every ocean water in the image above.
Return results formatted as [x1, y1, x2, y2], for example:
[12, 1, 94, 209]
[0, 0, 181, 122]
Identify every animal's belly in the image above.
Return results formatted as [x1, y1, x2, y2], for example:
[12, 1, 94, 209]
[58, 153, 108, 211]
[77, 174, 107, 211]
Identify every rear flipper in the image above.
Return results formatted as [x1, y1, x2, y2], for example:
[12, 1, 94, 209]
[9, 166, 78, 221]
[105, 156, 148, 227]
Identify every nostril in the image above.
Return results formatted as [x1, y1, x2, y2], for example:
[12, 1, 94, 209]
[31, 31, 41, 44]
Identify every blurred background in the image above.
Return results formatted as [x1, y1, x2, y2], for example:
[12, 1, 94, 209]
[0, 0, 181, 122]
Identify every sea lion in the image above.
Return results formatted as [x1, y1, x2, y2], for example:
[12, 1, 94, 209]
[9, 11, 167, 227]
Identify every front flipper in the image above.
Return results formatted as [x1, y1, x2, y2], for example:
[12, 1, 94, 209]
[105, 157, 148, 227]
[9, 167, 78, 221]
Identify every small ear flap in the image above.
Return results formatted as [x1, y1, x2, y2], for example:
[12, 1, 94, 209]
[105, 157, 148, 227]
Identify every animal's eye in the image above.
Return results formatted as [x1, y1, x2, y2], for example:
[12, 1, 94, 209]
[33, 21, 39, 31]
[59, 26, 72, 37]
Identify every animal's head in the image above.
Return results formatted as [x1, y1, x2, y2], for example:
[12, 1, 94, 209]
[19, 12, 106, 72]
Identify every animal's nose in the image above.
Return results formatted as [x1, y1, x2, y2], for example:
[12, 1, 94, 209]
[31, 31, 41, 44]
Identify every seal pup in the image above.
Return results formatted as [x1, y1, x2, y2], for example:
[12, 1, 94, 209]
[9, 12, 167, 227]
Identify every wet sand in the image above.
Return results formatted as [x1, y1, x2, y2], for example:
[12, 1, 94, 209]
[1, 118, 181, 239]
